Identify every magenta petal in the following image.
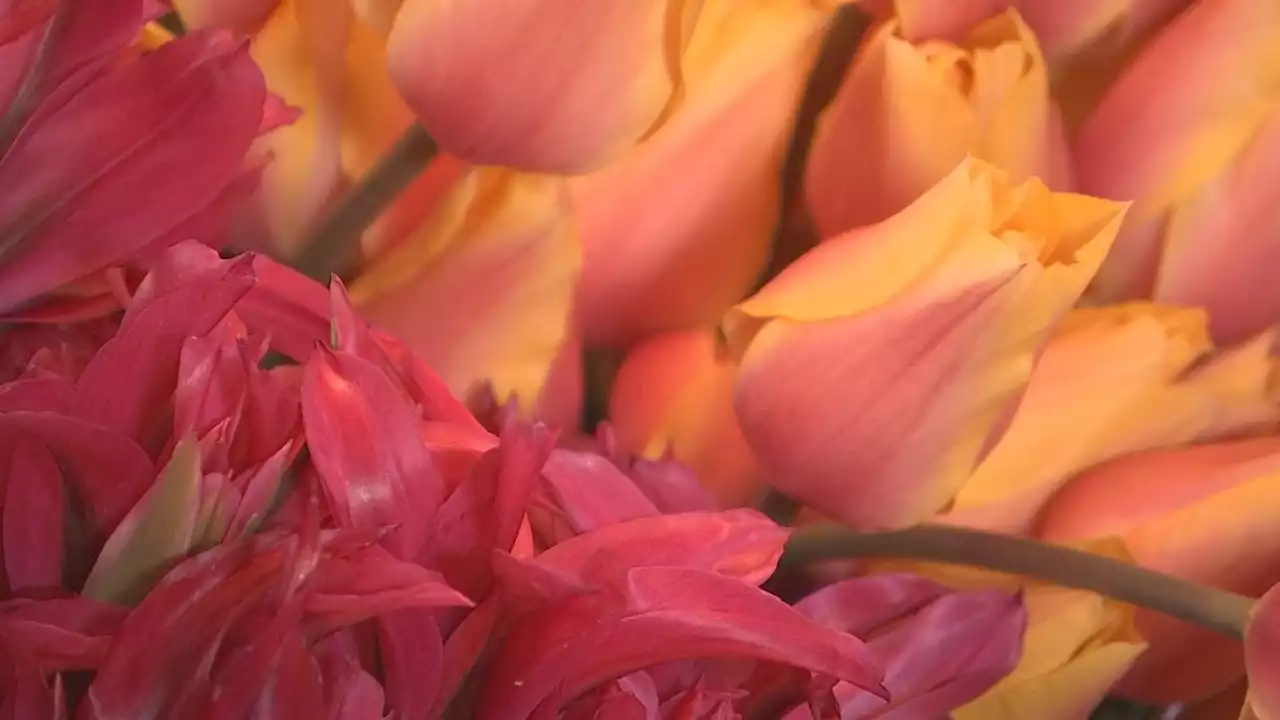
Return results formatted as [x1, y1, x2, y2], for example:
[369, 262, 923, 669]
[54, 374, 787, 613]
[315, 633, 388, 720]
[478, 566, 887, 719]
[0, 29, 266, 313]
[2, 437, 63, 590]
[302, 546, 472, 636]
[74, 256, 255, 448]
[0, 596, 126, 671]
[236, 255, 330, 362]
[536, 449, 660, 539]
[0, 373, 72, 413]
[378, 609, 444, 720]
[532, 510, 789, 587]
[421, 422, 553, 598]
[0, 411, 154, 535]
[626, 457, 717, 514]
[301, 348, 443, 559]
[795, 574, 951, 636]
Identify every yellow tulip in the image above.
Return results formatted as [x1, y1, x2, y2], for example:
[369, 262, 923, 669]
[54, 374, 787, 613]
[722, 158, 1124, 529]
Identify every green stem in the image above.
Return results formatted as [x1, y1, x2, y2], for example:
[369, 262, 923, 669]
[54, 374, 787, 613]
[293, 123, 439, 282]
[781, 523, 1255, 639]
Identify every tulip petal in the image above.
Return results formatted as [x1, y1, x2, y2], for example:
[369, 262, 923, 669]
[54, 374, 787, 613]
[2, 437, 63, 590]
[611, 330, 764, 508]
[386, 0, 697, 173]
[571, 0, 832, 344]
[954, 586, 1145, 720]
[377, 609, 444, 720]
[478, 566, 887, 719]
[535, 449, 661, 540]
[353, 169, 580, 415]
[1076, 0, 1280, 299]
[0, 595, 127, 670]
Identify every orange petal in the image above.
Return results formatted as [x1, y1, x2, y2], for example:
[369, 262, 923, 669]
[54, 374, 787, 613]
[610, 330, 764, 508]
[172, 0, 279, 32]
[954, 585, 1146, 720]
[570, 0, 832, 346]
[724, 160, 1122, 528]
[945, 302, 1276, 534]
[1155, 111, 1280, 345]
[806, 11, 1068, 237]
[1076, 0, 1280, 300]
[351, 169, 580, 417]
[1038, 438, 1280, 703]
[386, 0, 701, 174]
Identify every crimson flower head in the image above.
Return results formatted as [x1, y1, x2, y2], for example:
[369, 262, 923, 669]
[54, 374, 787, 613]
[0, 0, 281, 322]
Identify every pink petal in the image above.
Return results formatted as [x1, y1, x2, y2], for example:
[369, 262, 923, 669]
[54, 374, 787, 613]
[0, 596, 126, 670]
[315, 634, 389, 720]
[236, 255, 330, 362]
[795, 574, 951, 636]
[225, 440, 303, 538]
[2, 438, 63, 590]
[377, 609, 444, 720]
[302, 545, 472, 636]
[805, 580, 1025, 718]
[533, 448, 660, 541]
[0, 29, 266, 312]
[478, 566, 887, 719]
[0, 373, 72, 413]
[420, 422, 552, 599]
[531, 510, 790, 588]
[301, 348, 443, 559]
[434, 596, 502, 718]
[74, 255, 255, 449]
[626, 457, 718, 515]
[0, 411, 154, 536]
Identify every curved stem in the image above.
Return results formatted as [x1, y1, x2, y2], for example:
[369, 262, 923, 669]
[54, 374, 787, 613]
[781, 523, 1256, 639]
[294, 124, 438, 282]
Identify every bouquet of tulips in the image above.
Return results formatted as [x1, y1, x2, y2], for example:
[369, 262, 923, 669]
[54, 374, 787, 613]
[3, 0, 1280, 717]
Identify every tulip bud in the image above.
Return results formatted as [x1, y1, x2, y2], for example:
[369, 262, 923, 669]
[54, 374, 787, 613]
[1037, 437, 1280, 704]
[386, 0, 702, 174]
[805, 9, 1070, 238]
[1076, 0, 1280, 344]
[724, 158, 1123, 530]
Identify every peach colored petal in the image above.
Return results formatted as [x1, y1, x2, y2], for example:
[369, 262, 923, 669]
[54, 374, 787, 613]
[351, 170, 580, 415]
[1038, 439, 1280, 703]
[570, 0, 832, 346]
[1077, 0, 1280, 300]
[1156, 111, 1280, 344]
[954, 586, 1146, 720]
[173, 0, 279, 32]
[611, 331, 763, 508]
[386, 0, 701, 174]
[948, 303, 1211, 533]
[894, 0, 1001, 42]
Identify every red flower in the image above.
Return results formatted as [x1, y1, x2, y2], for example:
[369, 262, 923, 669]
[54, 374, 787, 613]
[0, 0, 277, 321]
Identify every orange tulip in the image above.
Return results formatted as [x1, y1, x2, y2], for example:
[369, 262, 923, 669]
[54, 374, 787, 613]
[386, 0, 703, 174]
[570, 0, 836, 347]
[1037, 437, 1280, 704]
[175, 0, 416, 254]
[1076, 0, 1280, 344]
[805, 9, 1070, 238]
[946, 304, 1280, 533]
[350, 168, 581, 422]
[610, 331, 764, 508]
[722, 158, 1124, 530]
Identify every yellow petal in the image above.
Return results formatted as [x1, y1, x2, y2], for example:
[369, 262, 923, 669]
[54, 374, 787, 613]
[351, 169, 580, 415]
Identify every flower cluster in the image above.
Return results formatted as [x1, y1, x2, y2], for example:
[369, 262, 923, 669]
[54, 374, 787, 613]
[8, 0, 1280, 718]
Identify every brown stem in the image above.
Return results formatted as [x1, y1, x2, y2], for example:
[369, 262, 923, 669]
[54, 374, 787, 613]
[293, 123, 439, 282]
[781, 523, 1255, 639]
